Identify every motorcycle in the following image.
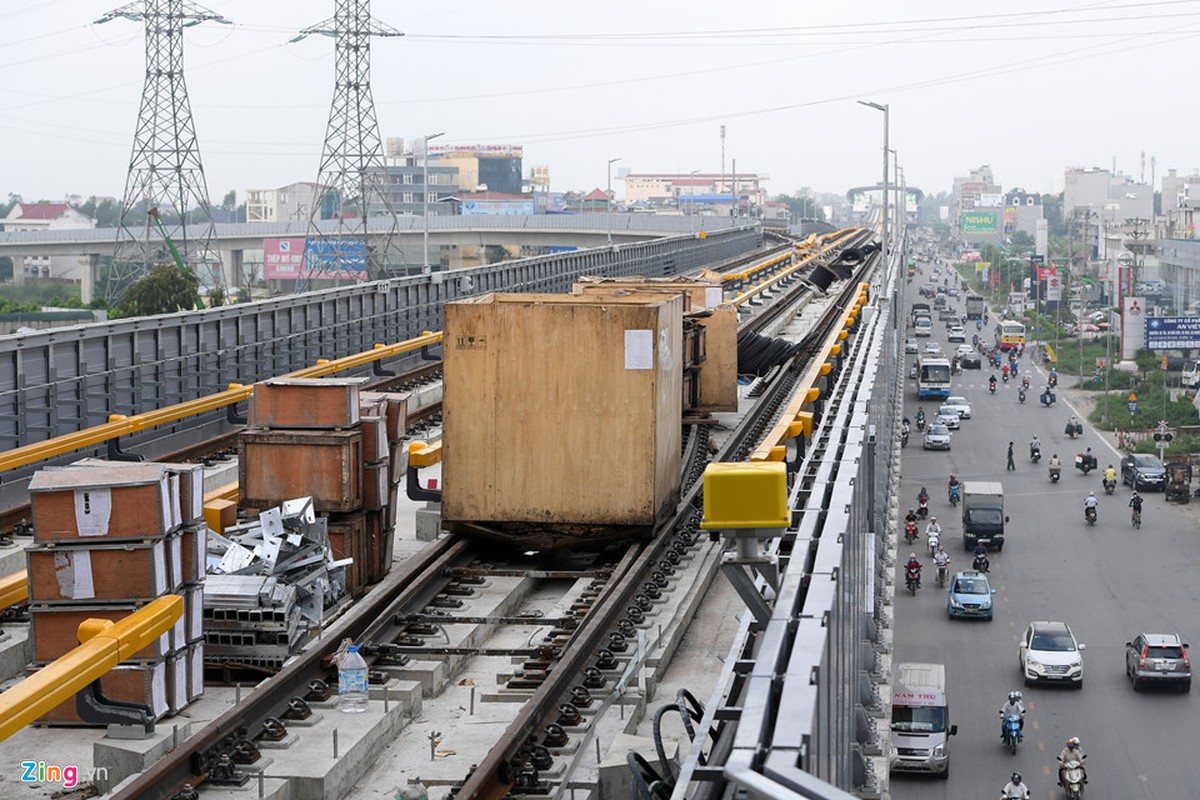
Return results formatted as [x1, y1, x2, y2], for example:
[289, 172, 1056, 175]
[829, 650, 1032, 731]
[1049, 466, 1062, 483]
[989, 381, 997, 395]
[901, 424, 909, 448]
[916, 415, 926, 432]
[1059, 756, 1087, 799]
[917, 497, 929, 519]
[905, 566, 921, 596]
[1049, 373, 1059, 388]
[927, 529, 941, 556]
[1018, 387, 1027, 403]
[1103, 477, 1116, 494]
[1066, 420, 1083, 438]
[936, 562, 948, 587]
[948, 483, 961, 507]
[1021, 376, 1030, 390]
[905, 520, 918, 544]
[1075, 453, 1097, 475]
[1002, 370, 1010, 382]
[1001, 712, 1023, 755]
[1030, 444, 1042, 464]
[972, 552, 990, 573]
[1041, 389, 1056, 406]
[1085, 505, 1097, 526]
[1132, 506, 1142, 529]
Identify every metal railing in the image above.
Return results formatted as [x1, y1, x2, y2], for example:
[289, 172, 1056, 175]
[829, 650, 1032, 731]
[671, 228, 903, 799]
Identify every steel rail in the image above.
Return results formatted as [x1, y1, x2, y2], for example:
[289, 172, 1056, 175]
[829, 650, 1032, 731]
[452, 257, 874, 799]
[111, 535, 471, 800]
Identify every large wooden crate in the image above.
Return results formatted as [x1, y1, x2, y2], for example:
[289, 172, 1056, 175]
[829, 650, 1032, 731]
[442, 292, 683, 544]
[29, 465, 173, 543]
[250, 377, 369, 430]
[31, 661, 169, 725]
[27, 540, 171, 604]
[573, 279, 737, 412]
[30, 604, 172, 663]
[239, 428, 363, 512]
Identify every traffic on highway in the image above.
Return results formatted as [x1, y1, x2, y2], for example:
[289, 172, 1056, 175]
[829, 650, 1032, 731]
[890, 256, 1195, 799]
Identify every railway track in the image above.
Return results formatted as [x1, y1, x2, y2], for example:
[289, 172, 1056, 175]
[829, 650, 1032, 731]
[104, 237, 877, 800]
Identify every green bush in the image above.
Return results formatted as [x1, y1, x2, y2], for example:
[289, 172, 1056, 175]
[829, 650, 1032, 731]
[1133, 433, 1200, 457]
[1087, 380, 1199, 431]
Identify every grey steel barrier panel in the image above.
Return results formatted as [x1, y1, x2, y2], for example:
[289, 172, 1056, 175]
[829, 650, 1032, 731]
[0, 229, 761, 513]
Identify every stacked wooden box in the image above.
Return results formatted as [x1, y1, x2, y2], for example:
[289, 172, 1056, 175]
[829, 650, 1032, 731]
[240, 378, 407, 597]
[25, 459, 207, 724]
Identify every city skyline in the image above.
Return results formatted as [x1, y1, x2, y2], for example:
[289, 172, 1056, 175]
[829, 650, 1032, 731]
[2, 1, 1198, 205]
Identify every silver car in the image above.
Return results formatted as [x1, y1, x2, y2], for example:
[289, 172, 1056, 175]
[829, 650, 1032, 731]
[943, 396, 972, 418]
[935, 408, 960, 430]
[923, 424, 952, 450]
[1125, 632, 1191, 691]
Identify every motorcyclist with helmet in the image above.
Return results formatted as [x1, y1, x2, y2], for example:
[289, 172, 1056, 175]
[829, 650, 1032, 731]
[1057, 736, 1087, 788]
[1048, 453, 1063, 481]
[1029, 434, 1041, 462]
[1001, 772, 1031, 799]
[998, 691, 1025, 739]
[972, 542, 990, 572]
[904, 553, 922, 588]
[1084, 491, 1099, 510]
[989, 374, 998, 392]
[1130, 490, 1144, 525]
[925, 515, 942, 539]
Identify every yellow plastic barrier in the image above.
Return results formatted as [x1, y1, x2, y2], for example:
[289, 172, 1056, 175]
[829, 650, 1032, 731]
[0, 595, 183, 742]
[0, 332, 443, 475]
[751, 283, 870, 462]
[408, 440, 443, 468]
[0, 570, 28, 610]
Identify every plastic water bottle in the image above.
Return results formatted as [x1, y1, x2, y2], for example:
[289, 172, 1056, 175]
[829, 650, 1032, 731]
[338, 645, 369, 713]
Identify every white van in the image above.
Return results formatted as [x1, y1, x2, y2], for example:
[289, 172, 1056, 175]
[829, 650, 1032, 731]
[913, 316, 933, 337]
[890, 662, 956, 778]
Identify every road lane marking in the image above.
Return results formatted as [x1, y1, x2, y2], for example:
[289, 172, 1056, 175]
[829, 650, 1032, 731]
[1038, 741, 1046, 752]
[1032, 719, 1040, 730]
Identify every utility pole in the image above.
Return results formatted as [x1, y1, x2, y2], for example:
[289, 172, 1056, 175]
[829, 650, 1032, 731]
[422, 132, 445, 271]
[720, 125, 726, 206]
[858, 101, 889, 257]
[294, 0, 403, 287]
[99, 0, 231, 303]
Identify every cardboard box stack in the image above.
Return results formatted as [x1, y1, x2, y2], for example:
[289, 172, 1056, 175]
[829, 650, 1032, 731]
[24, 459, 206, 724]
[239, 377, 408, 597]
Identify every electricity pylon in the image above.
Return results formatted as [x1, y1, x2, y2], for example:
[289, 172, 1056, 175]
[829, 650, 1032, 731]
[98, 0, 231, 303]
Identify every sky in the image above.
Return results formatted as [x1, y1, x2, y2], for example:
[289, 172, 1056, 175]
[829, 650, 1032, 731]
[3, 0, 1199, 207]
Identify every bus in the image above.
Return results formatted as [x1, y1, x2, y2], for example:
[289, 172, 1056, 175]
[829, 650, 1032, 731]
[996, 320, 1026, 351]
[917, 355, 952, 399]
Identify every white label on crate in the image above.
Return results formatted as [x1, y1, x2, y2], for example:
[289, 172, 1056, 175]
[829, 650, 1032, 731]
[74, 489, 112, 537]
[168, 536, 182, 588]
[171, 657, 188, 710]
[190, 644, 204, 698]
[53, 550, 95, 599]
[153, 541, 168, 595]
[159, 476, 172, 533]
[705, 287, 723, 309]
[168, 474, 182, 530]
[194, 527, 207, 579]
[174, 616, 186, 653]
[624, 329, 653, 370]
[189, 468, 204, 520]
[189, 587, 203, 640]
[150, 663, 168, 718]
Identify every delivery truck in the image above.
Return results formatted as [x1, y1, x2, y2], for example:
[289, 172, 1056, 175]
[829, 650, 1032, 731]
[961, 481, 1007, 550]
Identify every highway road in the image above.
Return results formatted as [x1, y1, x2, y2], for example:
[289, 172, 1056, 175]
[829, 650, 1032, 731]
[891, 274, 1197, 799]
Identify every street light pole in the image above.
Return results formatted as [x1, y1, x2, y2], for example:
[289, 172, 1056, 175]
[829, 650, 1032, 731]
[607, 157, 621, 245]
[689, 169, 700, 234]
[422, 131, 445, 271]
[858, 100, 889, 259]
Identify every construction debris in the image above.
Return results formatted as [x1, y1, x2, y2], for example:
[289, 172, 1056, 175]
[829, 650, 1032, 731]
[203, 497, 352, 669]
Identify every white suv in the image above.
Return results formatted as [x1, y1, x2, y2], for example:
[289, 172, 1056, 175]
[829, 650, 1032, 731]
[1020, 621, 1086, 687]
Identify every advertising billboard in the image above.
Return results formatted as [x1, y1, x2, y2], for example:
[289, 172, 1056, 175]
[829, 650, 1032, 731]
[263, 238, 306, 280]
[1145, 316, 1200, 350]
[305, 236, 369, 277]
[960, 211, 999, 232]
[461, 199, 535, 216]
[1122, 296, 1146, 361]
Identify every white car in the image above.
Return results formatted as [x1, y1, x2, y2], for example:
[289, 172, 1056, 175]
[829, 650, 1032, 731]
[943, 396, 972, 418]
[935, 410, 960, 430]
[947, 326, 966, 343]
[905, 336, 919, 354]
[923, 342, 942, 355]
[923, 424, 952, 450]
[1020, 621, 1086, 687]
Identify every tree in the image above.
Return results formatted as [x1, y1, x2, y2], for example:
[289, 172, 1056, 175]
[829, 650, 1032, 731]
[1134, 347, 1161, 383]
[111, 263, 200, 319]
[0, 256, 11, 282]
[1011, 231, 1035, 251]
